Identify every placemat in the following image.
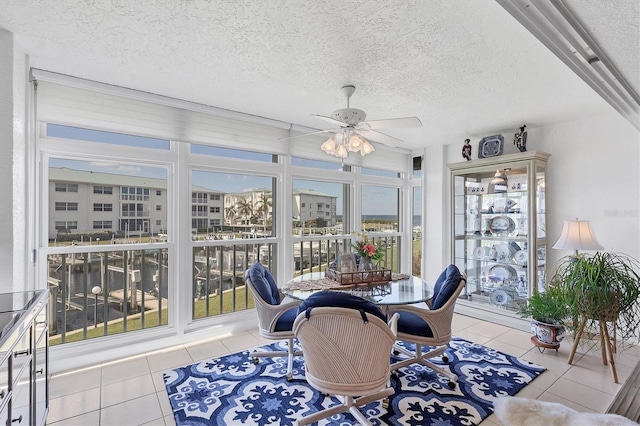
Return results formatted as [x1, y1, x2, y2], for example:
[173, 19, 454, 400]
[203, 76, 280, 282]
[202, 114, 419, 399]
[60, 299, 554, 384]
[283, 272, 411, 291]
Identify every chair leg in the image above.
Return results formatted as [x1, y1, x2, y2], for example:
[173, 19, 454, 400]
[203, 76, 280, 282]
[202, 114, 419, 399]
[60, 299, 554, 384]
[252, 337, 301, 381]
[391, 342, 457, 388]
[296, 388, 393, 426]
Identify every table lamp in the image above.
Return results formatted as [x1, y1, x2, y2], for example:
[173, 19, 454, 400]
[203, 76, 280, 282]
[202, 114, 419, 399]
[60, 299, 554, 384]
[552, 218, 604, 258]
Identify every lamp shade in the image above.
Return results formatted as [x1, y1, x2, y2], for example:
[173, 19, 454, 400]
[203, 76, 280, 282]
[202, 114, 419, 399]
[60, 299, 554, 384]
[552, 220, 603, 252]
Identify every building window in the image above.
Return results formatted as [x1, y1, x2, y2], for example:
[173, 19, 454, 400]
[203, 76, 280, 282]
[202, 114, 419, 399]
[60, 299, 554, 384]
[55, 202, 78, 211]
[54, 221, 78, 231]
[156, 189, 162, 196]
[119, 219, 149, 233]
[122, 203, 148, 217]
[193, 170, 275, 236]
[49, 158, 167, 242]
[210, 219, 221, 226]
[93, 221, 113, 230]
[211, 194, 221, 201]
[156, 205, 162, 211]
[292, 180, 343, 233]
[54, 183, 78, 192]
[156, 219, 162, 226]
[121, 187, 150, 201]
[93, 186, 113, 194]
[93, 203, 113, 212]
[192, 192, 208, 204]
[192, 205, 208, 217]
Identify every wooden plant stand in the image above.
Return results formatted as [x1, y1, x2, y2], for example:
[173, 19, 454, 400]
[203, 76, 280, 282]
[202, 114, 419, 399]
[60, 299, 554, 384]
[567, 317, 618, 383]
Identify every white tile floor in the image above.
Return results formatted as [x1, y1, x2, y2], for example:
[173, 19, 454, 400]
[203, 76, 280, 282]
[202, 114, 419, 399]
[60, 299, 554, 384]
[47, 314, 640, 426]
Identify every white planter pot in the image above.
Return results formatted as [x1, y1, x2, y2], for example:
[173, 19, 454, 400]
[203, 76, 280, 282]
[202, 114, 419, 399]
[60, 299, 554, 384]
[530, 319, 566, 350]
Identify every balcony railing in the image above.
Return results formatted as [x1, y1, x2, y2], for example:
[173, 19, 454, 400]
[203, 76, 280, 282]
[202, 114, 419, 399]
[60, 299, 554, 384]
[45, 233, 399, 345]
[47, 247, 169, 345]
[292, 234, 400, 276]
[192, 241, 275, 320]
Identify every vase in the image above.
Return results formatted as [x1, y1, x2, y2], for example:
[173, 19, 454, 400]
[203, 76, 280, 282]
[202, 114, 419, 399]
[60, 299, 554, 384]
[530, 319, 566, 352]
[358, 257, 374, 280]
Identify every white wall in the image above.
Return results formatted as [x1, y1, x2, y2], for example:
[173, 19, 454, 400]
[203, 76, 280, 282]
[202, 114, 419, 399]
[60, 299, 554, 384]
[536, 111, 639, 265]
[0, 29, 30, 293]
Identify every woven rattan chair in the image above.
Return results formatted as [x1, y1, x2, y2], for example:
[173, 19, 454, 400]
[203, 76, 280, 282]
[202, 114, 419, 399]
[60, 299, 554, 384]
[244, 262, 302, 381]
[293, 292, 399, 426]
[390, 264, 466, 389]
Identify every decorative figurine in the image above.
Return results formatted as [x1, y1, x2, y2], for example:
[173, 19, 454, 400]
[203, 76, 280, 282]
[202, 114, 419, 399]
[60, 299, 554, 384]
[462, 138, 472, 161]
[514, 125, 527, 152]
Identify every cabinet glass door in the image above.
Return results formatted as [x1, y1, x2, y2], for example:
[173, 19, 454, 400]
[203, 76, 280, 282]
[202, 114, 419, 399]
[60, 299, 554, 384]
[449, 151, 549, 314]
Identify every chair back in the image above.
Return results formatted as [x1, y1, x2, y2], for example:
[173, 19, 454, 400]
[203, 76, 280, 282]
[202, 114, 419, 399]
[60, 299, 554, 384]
[296, 290, 386, 321]
[430, 264, 465, 310]
[293, 306, 398, 396]
[245, 262, 280, 305]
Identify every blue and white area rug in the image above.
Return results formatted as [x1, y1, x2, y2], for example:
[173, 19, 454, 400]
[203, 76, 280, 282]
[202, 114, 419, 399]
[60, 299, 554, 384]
[163, 337, 545, 425]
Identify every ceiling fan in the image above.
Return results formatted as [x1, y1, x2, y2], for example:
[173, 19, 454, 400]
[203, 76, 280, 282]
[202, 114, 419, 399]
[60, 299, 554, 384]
[281, 85, 422, 158]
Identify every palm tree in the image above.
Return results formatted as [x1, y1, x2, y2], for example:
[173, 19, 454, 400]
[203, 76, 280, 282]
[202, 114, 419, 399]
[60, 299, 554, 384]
[225, 204, 237, 225]
[235, 198, 254, 226]
[254, 192, 272, 232]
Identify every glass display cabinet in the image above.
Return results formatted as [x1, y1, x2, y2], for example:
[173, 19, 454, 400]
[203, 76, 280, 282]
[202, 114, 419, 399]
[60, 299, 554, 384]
[448, 151, 550, 312]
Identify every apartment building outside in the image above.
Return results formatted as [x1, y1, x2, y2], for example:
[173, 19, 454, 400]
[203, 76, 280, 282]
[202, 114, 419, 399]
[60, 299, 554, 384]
[48, 168, 225, 240]
[292, 188, 338, 228]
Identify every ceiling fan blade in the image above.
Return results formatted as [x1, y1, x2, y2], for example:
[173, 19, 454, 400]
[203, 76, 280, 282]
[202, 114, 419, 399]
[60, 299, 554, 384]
[276, 129, 336, 141]
[356, 129, 404, 147]
[358, 116, 422, 130]
[311, 114, 348, 127]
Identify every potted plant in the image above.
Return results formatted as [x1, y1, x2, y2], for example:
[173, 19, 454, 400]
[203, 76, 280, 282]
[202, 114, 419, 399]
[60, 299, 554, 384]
[518, 285, 569, 351]
[550, 252, 640, 344]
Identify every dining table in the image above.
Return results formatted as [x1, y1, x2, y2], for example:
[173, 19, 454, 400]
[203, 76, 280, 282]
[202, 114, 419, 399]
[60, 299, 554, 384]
[283, 271, 434, 306]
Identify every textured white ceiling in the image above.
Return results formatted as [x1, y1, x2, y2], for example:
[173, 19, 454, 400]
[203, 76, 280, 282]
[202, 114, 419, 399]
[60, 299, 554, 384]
[1, 0, 637, 151]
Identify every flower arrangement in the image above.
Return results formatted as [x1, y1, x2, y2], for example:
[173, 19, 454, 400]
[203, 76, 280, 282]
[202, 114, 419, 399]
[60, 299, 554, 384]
[351, 234, 384, 262]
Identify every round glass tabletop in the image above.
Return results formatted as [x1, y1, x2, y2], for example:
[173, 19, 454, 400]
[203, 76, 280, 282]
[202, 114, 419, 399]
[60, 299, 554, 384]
[284, 272, 433, 306]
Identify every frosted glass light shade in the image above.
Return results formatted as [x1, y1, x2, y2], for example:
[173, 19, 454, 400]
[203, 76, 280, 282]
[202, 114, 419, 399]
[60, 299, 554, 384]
[319, 130, 375, 159]
[320, 136, 336, 154]
[552, 220, 604, 254]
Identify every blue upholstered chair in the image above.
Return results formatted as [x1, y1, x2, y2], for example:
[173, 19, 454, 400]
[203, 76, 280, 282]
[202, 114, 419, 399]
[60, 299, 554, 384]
[244, 263, 302, 381]
[293, 291, 399, 426]
[390, 264, 466, 389]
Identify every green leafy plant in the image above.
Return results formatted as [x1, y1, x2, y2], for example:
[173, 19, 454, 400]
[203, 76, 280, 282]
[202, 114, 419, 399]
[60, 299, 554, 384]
[550, 251, 640, 343]
[518, 284, 568, 325]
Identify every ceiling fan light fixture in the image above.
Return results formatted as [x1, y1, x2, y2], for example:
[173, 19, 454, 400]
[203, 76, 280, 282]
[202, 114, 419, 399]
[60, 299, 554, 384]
[347, 132, 363, 152]
[335, 143, 348, 158]
[307, 85, 421, 160]
[360, 139, 375, 156]
[320, 136, 336, 155]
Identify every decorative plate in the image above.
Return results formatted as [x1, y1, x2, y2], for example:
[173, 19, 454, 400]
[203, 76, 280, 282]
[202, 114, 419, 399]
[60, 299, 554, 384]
[490, 289, 509, 305]
[514, 250, 528, 265]
[477, 134, 504, 158]
[493, 244, 513, 261]
[489, 264, 517, 282]
[474, 246, 492, 259]
[491, 198, 517, 213]
[489, 216, 516, 235]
